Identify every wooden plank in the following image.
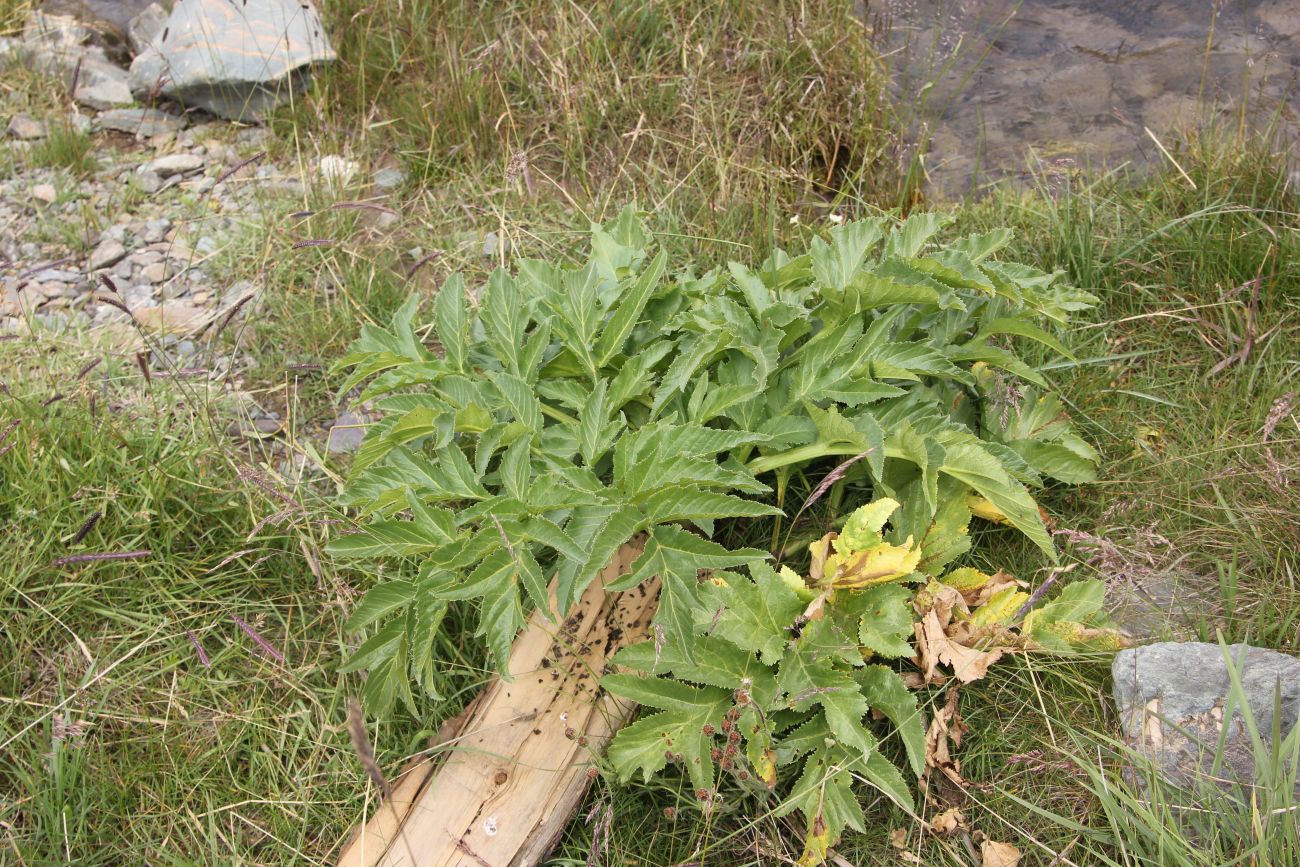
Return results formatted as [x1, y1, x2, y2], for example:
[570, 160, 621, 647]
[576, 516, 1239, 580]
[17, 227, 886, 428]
[338, 540, 659, 867]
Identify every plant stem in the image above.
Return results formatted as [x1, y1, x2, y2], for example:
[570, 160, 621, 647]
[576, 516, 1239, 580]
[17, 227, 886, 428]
[747, 442, 882, 476]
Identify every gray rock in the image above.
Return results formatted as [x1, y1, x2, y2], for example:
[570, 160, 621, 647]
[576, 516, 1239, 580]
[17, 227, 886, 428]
[72, 59, 134, 110]
[125, 1, 165, 56]
[92, 301, 131, 325]
[142, 218, 170, 243]
[97, 107, 185, 137]
[40, 0, 159, 41]
[372, 166, 406, 190]
[23, 11, 94, 47]
[1113, 643, 1300, 795]
[143, 153, 203, 177]
[9, 34, 130, 111]
[326, 411, 367, 455]
[136, 169, 162, 193]
[7, 115, 47, 140]
[482, 231, 508, 258]
[16, 14, 138, 110]
[88, 239, 127, 270]
[128, 0, 336, 121]
[122, 284, 155, 308]
[31, 268, 81, 283]
[141, 261, 169, 283]
[30, 183, 58, 204]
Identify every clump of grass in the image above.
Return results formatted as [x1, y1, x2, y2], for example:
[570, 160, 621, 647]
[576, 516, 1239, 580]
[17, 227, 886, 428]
[0, 0, 31, 33]
[25, 120, 98, 176]
[283, 0, 901, 249]
[323, 0, 890, 184]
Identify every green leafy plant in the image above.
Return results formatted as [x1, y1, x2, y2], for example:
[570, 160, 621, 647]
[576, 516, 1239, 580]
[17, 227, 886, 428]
[604, 495, 1123, 865]
[327, 207, 1101, 715]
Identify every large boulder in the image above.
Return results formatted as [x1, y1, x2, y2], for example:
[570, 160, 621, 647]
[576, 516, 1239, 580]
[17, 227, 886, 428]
[128, 0, 335, 121]
[1112, 642, 1300, 795]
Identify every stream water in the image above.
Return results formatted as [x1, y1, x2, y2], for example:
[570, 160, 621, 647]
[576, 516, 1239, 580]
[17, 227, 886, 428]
[871, 0, 1299, 197]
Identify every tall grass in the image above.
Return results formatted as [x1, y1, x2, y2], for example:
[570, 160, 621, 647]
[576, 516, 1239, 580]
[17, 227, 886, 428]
[285, 0, 903, 251]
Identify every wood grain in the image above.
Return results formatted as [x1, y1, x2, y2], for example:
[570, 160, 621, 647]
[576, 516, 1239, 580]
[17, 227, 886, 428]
[337, 540, 659, 867]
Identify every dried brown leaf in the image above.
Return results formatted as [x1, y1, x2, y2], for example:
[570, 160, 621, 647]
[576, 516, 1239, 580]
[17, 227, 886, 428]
[928, 807, 966, 835]
[980, 840, 1021, 867]
[917, 608, 1005, 684]
[924, 687, 967, 788]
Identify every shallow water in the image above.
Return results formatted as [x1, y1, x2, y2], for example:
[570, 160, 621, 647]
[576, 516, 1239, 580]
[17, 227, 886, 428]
[871, 0, 1299, 197]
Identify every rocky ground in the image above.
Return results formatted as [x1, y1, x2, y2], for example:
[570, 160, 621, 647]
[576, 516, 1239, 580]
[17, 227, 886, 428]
[0, 98, 402, 458]
[0, 0, 406, 458]
[3, 110, 271, 341]
[0, 0, 360, 346]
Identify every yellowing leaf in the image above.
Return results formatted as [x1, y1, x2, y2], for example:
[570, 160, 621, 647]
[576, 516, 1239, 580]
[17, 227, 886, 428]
[941, 566, 997, 593]
[969, 572, 1023, 608]
[966, 493, 1011, 525]
[831, 537, 921, 589]
[1133, 424, 1164, 457]
[838, 497, 900, 552]
[1029, 619, 1128, 651]
[808, 534, 835, 585]
[797, 815, 830, 867]
[752, 747, 779, 788]
[968, 587, 1029, 627]
[980, 839, 1021, 867]
[780, 565, 815, 601]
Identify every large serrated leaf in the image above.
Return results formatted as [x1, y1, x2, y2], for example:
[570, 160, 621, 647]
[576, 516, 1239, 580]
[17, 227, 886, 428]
[856, 665, 925, 777]
[607, 701, 730, 791]
[326, 520, 450, 559]
[596, 249, 667, 366]
[705, 562, 802, 665]
[345, 581, 417, 631]
[608, 525, 767, 663]
[638, 487, 782, 524]
[841, 584, 915, 659]
[775, 743, 868, 853]
[614, 636, 778, 706]
[778, 641, 873, 760]
[603, 674, 730, 713]
[490, 370, 543, 432]
[433, 273, 468, 372]
[940, 441, 1055, 558]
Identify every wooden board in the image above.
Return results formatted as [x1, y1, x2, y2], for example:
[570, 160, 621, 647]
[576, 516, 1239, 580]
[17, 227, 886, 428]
[338, 540, 659, 867]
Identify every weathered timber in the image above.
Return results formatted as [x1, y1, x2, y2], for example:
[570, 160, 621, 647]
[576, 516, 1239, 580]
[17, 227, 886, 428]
[337, 540, 658, 867]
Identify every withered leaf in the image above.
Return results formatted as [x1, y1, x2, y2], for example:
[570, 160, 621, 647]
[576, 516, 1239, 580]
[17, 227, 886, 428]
[917, 608, 1005, 684]
[980, 839, 1021, 867]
